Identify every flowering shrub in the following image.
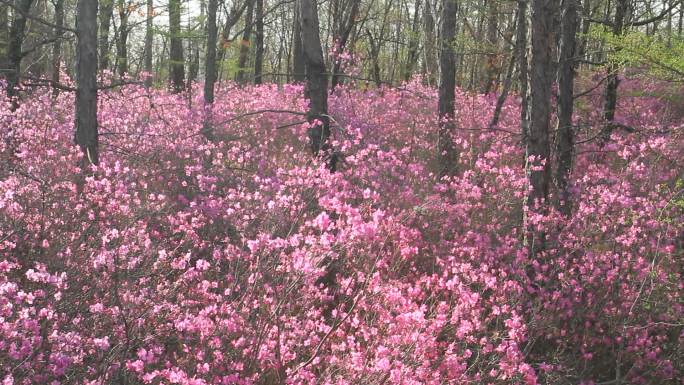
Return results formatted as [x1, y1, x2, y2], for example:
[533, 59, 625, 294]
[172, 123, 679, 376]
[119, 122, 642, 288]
[0, 79, 682, 385]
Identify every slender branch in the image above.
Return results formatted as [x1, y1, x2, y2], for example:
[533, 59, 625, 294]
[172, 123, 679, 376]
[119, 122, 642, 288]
[578, 59, 607, 66]
[292, 289, 362, 374]
[22, 35, 74, 57]
[97, 80, 145, 90]
[277, 120, 308, 130]
[20, 75, 76, 91]
[214, 109, 306, 126]
[584, 2, 678, 28]
[583, 16, 614, 27]
[630, 2, 679, 26]
[18, 76, 144, 92]
[0, 0, 77, 33]
[573, 73, 612, 99]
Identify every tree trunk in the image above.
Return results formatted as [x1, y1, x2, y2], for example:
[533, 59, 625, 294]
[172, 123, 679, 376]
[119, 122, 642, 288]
[217, 31, 229, 79]
[366, 0, 393, 87]
[205, 0, 218, 104]
[204, 0, 218, 140]
[482, 0, 499, 94]
[216, 0, 248, 82]
[116, 0, 129, 77]
[254, 0, 264, 84]
[666, 0, 672, 46]
[156, 35, 167, 80]
[0, 4, 7, 75]
[143, 0, 153, 87]
[330, 0, 361, 90]
[368, 31, 382, 86]
[276, 6, 286, 81]
[403, 0, 422, 82]
[576, 0, 592, 61]
[489, 35, 516, 128]
[517, 0, 529, 141]
[99, 0, 114, 71]
[188, 0, 205, 86]
[389, 10, 402, 82]
[423, 0, 438, 86]
[236, 0, 254, 84]
[52, 0, 65, 96]
[299, 0, 330, 158]
[169, 0, 185, 93]
[292, 1, 305, 82]
[438, 0, 459, 177]
[187, 42, 199, 86]
[555, 0, 578, 216]
[75, 0, 99, 166]
[601, 0, 627, 141]
[6, 0, 34, 105]
[525, 0, 555, 252]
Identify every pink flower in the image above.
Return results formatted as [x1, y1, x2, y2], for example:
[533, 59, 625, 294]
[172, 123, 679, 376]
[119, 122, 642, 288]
[93, 337, 110, 350]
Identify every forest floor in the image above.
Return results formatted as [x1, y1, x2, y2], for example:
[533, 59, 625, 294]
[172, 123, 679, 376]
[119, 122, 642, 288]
[1, 79, 683, 384]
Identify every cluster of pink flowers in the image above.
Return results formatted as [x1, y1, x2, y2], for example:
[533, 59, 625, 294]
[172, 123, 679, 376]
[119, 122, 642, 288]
[0, 77, 682, 384]
[328, 40, 363, 81]
[329, 39, 355, 67]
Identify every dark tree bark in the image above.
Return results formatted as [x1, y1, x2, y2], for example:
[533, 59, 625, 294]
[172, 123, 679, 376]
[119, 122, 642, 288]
[169, 0, 185, 93]
[187, 46, 198, 87]
[51, 0, 65, 96]
[143, 0, 153, 87]
[253, 0, 264, 84]
[291, 1, 305, 82]
[516, 0, 529, 138]
[75, 0, 99, 166]
[423, 0, 438, 86]
[403, 0, 422, 82]
[487, 7, 520, 121]
[366, 0, 393, 87]
[275, 6, 286, 80]
[188, 0, 204, 86]
[489, 33, 516, 128]
[99, 0, 114, 71]
[555, 0, 579, 216]
[368, 31, 381, 86]
[601, 0, 627, 141]
[115, 0, 129, 77]
[438, 0, 459, 177]
[205, 0, 218, 104]
[666, 0, 672, 46]
[188, 50, 199, 87]
[235, 0, 254, 84]
[329, 0, 361, 90]
[217, 0, 249, 79]
[576, 0, 592, 62]
[389, 7, 402, 82]
[525, 0, 555, 253]
[299, 0, 330, 158]
[203, 0, 218, 140]
[482, 0, 499, 94]
[156, 35, 167, 79]
[0, 4, 7, 74]
[6, 0, 34, 104]
[526, 0, 554, 204]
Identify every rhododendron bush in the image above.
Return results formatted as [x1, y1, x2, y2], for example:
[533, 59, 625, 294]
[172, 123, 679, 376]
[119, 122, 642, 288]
[0, 79, 682, 385]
